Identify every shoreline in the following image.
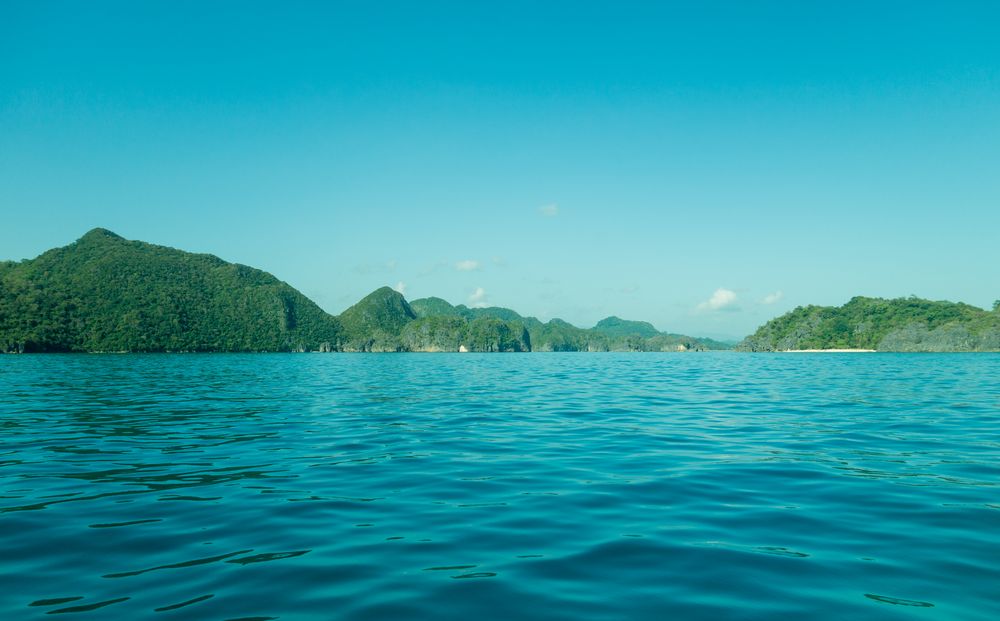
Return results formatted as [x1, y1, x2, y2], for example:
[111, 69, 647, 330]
[780, 349, 877, 353]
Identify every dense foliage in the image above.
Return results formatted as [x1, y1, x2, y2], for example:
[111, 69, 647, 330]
[409, 297, 463, 319]
[0, 229, 342, 352]
[407, 298, 730, 352]
[338, 287, 417, 352]
[338, 290, 529, 352]
[399, 316, 470, 351]
[0, 230, 730, 354]
[465, 317, 531, 352]
[592, 316, 660, 339]
[738, 296, 1000, 351]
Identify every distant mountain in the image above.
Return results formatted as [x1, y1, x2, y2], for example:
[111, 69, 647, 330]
[338, 287, 416, 351]
[738, 296, 1000, 352]
[399, 316, 470, 352]
[0, 228, 341, 352]
[1, 230, 732, 354]
[592, 316, 659, 339]
[528, 318, 600, 352]
[458, 305, 526, 323]
[409, 296, 463, 318]
[408, 299, 729, 352]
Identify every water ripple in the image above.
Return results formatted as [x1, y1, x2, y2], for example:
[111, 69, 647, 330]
[1, 353, 999, 620]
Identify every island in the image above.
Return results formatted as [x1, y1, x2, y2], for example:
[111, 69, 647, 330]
[0, 229, 729, 353]
[5, 230, 997, 354]
[737, 296, 1000, 352]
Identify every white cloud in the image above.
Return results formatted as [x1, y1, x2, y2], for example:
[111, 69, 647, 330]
[538, 203, 559, 217]
[394, 281, 407, 296]
[468, 287, 489, 308]
[761, 291, 784, 305]
[697, 288, 739, 312]
[455, 259, 480, 272]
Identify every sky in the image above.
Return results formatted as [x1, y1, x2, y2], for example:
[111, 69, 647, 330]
[2, 1, 998, 339]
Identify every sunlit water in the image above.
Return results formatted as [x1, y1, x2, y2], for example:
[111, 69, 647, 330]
[1, 353, 999, 620]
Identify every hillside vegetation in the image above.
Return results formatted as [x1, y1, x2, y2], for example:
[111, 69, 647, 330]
[0, 231, 543, 353]
[0, 229, 798, 354]
[0, 229, 342, 352]
[738, 296, 1000, 352]
[11, 232, 994, 354]
[339, 288, 531, 352]
[407, 297, 730, 352]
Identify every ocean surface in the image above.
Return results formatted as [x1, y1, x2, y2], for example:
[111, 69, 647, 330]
[1, 353, 998, 620]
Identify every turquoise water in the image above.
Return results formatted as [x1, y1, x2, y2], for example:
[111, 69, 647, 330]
[1, 353, 998, 620]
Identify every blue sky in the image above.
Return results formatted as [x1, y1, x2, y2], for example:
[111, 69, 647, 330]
[2, 1, 998, 339]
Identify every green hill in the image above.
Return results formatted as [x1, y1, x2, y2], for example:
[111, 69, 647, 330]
[409, 297, 462, 318]
[527, 318, 604, 352]
[0, 228, 342, 352]
[1, 230, 734, 354]
[410, 297, 527, 324]
[399, 316, 469, 351]
[338, 287, 416, 351]
[341, 292, 529, 352]
[592, 316, 660, 339]
[465, 317, 531, 352]
[457, 305, 526, 323]
[410, 296, 728, 352]
[738, 296, 1000, 352]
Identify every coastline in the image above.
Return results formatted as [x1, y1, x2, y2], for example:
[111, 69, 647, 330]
[780, 349, 877, 353]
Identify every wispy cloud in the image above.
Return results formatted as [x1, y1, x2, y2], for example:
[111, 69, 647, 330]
[697, 288, 739, 312]
[455, 259, 480, 272]
[394, 281, 407, 296]
[761, 291, 783, 305]
[468, 287, 489, 308]
[538, 203, 559, 217]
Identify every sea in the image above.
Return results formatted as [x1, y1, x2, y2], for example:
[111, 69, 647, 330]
[1, 353, 998, 620]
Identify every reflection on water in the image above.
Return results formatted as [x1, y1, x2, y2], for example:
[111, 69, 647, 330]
[1, 353, 999, 620]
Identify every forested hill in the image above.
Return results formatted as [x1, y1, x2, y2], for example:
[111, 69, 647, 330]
[0, 229, 728, 353]
[11, 232, 996, 354]
[737, 296, 1000, 352]
[0, 229, 342, 352]
[407, 297, 731, 352]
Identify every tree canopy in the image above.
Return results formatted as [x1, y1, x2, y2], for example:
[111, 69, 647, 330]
[0, 229, 341, 352]
[0, 229, 740, 354]
[738, 296, 1000, 352]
